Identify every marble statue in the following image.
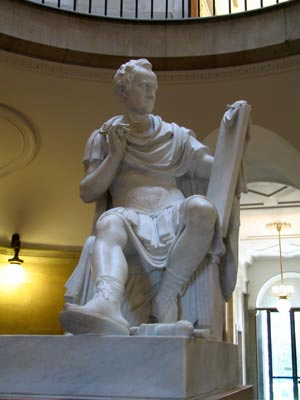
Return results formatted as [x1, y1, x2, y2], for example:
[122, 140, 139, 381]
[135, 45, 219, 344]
[60, 59, 251, 338]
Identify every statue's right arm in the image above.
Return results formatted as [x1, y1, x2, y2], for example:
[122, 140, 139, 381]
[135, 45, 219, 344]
[79, 129, 125, 203]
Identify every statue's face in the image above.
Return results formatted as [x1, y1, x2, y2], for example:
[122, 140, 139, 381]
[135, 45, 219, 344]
[123, 69, 158, 117]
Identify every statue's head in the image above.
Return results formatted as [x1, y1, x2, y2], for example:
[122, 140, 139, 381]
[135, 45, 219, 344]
[114, 59, 158, 117]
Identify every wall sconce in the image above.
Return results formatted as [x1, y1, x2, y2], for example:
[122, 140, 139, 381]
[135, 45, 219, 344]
[8, 233, 24, 265]
[266, 222, 293, 313]
[0, 233, 25, 286]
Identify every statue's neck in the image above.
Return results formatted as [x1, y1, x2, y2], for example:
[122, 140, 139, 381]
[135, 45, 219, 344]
[121, 114, 153, 135]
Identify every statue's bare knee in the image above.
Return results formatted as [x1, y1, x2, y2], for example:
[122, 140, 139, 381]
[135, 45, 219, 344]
[184, 196, 217, 232]
[95, 214, 128, 248]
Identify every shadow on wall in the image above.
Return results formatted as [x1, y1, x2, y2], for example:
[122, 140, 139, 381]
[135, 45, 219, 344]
[204, 124, 300, 190]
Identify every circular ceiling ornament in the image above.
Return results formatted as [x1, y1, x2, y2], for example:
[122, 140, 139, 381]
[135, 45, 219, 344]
[0, 104, 39, 178]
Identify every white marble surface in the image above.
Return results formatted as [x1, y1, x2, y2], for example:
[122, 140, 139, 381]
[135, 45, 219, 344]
[62, 60, 250, 338]
[63, 55, 220, 334]
[0, 335, 239, 399]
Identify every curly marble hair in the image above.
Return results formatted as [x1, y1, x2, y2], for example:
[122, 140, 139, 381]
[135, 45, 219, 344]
[113, 59, 154, 97]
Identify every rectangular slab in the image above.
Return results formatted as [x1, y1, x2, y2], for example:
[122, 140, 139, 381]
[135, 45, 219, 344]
[0, 335, 241, 399]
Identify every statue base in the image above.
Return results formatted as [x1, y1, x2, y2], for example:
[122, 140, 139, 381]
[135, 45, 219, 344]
[0, 335, 252, 400]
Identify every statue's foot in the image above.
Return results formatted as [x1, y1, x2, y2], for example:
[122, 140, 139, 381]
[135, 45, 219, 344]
[59, 304, 130, 336]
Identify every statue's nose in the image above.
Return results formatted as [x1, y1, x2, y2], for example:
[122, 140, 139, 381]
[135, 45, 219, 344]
[147, 87, 156, 97]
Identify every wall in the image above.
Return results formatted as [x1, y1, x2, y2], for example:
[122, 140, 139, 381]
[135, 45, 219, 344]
[0, 248, 79, 334]
[247, 257, 300, 309]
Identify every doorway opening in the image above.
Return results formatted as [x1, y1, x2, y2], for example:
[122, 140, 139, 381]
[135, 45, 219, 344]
[256, 274, 300, 399]
[257, 308, 300, 399]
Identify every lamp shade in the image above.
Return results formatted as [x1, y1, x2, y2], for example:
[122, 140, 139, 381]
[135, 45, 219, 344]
[276, 297, 291, 314]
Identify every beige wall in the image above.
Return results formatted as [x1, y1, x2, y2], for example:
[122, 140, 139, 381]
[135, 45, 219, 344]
[0, 249, 79, 334]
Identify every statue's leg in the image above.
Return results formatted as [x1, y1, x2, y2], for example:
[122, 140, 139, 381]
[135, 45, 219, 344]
[92, 214, 129, 286]
[60, 214, 130, 335]
[151, 196, 217, 323]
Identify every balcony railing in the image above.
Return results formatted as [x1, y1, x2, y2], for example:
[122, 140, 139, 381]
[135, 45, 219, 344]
[27, 0, 291, 19]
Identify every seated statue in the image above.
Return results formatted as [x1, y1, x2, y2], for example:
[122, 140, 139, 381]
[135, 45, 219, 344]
[60, 58, 250, 337]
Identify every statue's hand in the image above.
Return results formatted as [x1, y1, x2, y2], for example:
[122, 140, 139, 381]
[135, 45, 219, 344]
[107, 125, 127, 163]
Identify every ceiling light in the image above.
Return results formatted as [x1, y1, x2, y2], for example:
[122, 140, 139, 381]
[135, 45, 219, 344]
[266, 222, 293, 313]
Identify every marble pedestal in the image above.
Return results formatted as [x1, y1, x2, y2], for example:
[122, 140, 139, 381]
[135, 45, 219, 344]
[0, 335, 252, 400]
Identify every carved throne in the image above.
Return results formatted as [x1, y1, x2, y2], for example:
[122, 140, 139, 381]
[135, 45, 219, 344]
[64, 101, 251, 340]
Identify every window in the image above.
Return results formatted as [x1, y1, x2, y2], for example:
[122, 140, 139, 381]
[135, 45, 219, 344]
[257, 309, 300, 400]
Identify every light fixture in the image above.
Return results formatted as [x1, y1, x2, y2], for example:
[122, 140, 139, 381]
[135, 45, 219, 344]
[266, 222, 293, 313]
[8, 233, 24, 265]
[0, 233, 25, 286]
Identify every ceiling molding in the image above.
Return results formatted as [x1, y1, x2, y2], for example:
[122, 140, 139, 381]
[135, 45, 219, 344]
[240, 182, 300, 210]
[247, 185, 288, 198]
[0, 49, 299, 84]
[157, 56, 300, 84]
[241, 233, 300, 238]
[0, 104, 40, 178]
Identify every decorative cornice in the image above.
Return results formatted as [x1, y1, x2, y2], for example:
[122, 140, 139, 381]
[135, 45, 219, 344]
[158, 56, 300, 83]
[0, 49, 113, 81]
[0, 49, 299, 84]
